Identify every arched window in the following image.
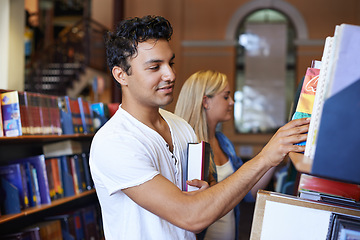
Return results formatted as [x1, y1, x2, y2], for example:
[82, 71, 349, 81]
[234, 9, 296, 133]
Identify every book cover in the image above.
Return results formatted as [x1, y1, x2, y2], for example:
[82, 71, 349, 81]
[30, 164, 42, 205]
[0, 90, 22, 137]
[185, 141, 211, 192]
[59, 156, 75, 197]
[0, 163, 26, 210]
[292, 67, 320, 146]
[27, 92, 43, 135]
[73, 154, 87, 192]
[78, 97, 94, 134]
[22, 161, 38, 207]
[91, 103, 108, 131]
[65, 96, 83, 134]
[43, 140, 83, 158]
[45, 159, 56, 200]
[18, 91, 30, 135]
[58, 96, 74, 135]
[49, 95, 62, 135]
[81, 152, 93, 190]
[48, 158, 64, 199]
[14, 155, 51, 204]
[69, 155, 80, 195]
[0, 177, 21, 214]
[38, 93, 52, 135]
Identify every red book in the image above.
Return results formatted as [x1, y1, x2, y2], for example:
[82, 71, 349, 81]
[27, 92, 42, 135]
[49, 96, 62, 135]
[298, 173, 360, 201]
[39, 93, 52, 135]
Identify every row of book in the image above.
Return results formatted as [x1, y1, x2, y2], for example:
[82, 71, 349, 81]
[0, 89, 120, 137]
[0, 150, 93, 216]
[0, 204, 103, 240]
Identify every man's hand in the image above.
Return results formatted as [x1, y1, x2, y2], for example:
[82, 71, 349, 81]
[258, 118, 310, 168]
[185, 179, 209, 194]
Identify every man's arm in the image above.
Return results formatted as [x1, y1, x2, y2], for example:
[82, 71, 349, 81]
[122, 118, 310, 233]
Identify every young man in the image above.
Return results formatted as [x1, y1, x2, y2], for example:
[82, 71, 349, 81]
[89, 15, 310, 240]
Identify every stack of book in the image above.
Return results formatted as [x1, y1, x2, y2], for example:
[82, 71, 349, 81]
[298, 173, 360, 209]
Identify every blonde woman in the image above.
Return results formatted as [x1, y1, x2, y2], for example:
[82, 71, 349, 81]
[175, 70, 276, 240]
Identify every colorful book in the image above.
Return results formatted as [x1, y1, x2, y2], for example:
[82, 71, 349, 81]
[185, 141, 211, 192]
[47, 158, 64, 199]
[0, 90, 22, 137]
[91, 103, 109, 131]
[292, 67, 320, 146]
[14, 155, 51, 204]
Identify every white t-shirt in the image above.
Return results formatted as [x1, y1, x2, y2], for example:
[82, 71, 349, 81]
[90, 106, 197, 240]
[204, 160, 235, 240]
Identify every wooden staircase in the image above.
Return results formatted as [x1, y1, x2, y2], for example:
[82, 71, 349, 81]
[25, 18, 108, 96]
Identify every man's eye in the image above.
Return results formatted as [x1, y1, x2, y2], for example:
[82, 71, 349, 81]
[149, 65, 160, 70]
[169, 62, 175, 67]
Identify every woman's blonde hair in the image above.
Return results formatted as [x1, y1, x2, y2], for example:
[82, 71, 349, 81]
[175, 70, 228, 142]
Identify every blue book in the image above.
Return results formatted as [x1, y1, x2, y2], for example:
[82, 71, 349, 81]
[14, 155, 51, 204]
[0, 163, 27, 209]
[59, 156, 75, 197]
[58, 96, 74, 135]
[91, 103, 108, 131]
[80, 153, 93, 190]
[0, 177, 21, 214]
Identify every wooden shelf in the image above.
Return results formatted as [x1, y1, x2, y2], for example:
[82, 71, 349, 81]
[288, 152, 312, 173]
[0, 133, 94, 144]
[0, 189, 96, 224]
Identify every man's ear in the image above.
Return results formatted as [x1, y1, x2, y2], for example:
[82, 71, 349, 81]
[112, 66, 128, 86]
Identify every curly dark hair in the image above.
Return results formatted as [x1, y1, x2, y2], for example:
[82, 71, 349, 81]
[105, 15, 173, 88]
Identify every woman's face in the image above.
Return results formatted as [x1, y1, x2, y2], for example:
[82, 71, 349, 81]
[205, 83, 234, 125]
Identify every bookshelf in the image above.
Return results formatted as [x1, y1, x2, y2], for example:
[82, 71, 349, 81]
[0, 134, 99, 236]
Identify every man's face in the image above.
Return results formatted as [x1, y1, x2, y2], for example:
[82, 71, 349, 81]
[123, 39, 176, 108]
